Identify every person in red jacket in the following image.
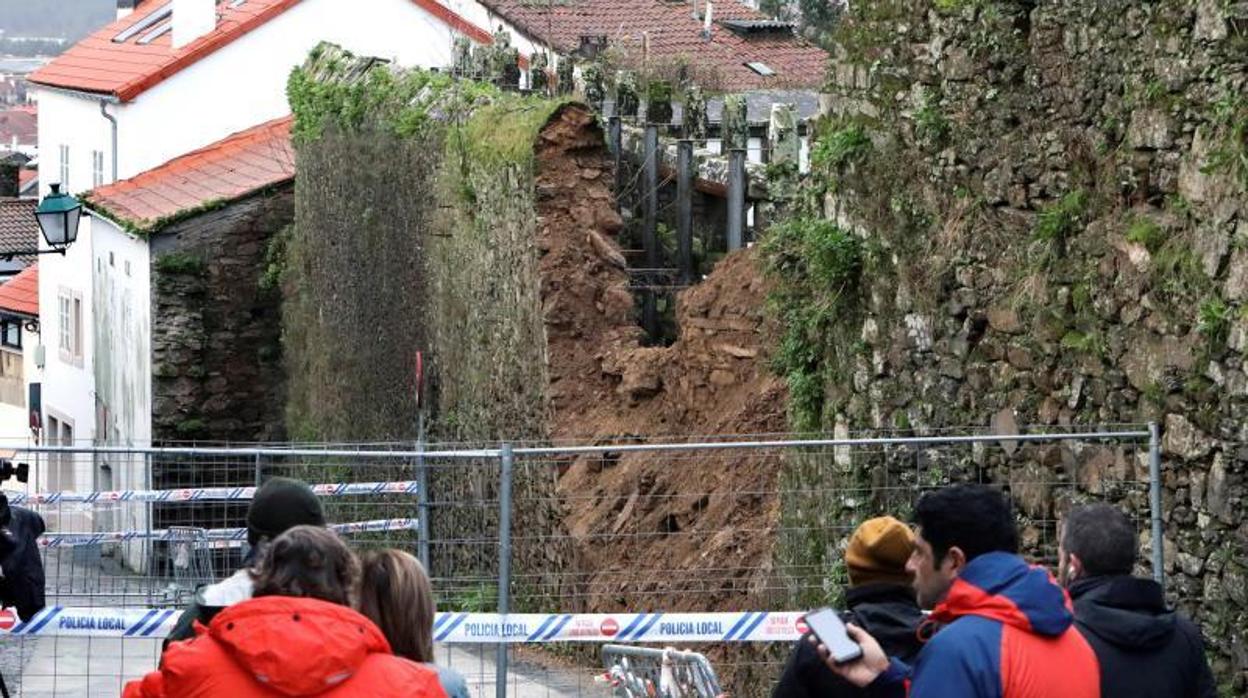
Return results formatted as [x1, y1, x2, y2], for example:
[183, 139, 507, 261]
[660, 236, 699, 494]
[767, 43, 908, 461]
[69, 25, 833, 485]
[123, 526, 446, 698]
[817, 485, 1100, 698]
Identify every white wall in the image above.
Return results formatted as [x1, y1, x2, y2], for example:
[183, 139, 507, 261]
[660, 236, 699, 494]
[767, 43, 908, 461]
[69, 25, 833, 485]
[37, 0, 506, 190]
[34, 89, 114, 197]
[36, 211, 96, 495]
[91, 216, 151, 454]
[91, 216, 151, 560]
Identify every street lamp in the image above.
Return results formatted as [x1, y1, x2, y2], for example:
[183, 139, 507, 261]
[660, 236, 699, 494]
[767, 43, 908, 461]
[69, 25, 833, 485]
[34, 184, 82, 254]
[2, 184, 83, 262]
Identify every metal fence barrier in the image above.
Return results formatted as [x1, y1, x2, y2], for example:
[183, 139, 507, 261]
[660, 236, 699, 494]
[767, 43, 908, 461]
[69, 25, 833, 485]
[0, 426, 1159, 697]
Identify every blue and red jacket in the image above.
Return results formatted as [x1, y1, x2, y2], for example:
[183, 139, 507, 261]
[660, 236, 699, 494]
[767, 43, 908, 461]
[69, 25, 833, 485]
[871, 552, 1100, 698]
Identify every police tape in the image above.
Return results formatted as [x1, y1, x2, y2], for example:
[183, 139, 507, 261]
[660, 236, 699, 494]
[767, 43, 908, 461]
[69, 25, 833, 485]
[4, 480, 421, 506]
[0, 608, 810, 643]
[38, 518, 420, 548]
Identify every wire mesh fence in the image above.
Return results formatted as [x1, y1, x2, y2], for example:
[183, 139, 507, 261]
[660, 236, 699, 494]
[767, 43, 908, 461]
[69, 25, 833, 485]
[0, 426, 1159, 697]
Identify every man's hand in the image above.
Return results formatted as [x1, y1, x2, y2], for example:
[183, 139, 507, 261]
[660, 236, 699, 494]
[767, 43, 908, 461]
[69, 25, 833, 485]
[811, 623, 889, 687]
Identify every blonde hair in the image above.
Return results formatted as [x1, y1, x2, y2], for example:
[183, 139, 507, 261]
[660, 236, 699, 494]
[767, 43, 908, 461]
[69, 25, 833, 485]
[357, 549, 435, 662]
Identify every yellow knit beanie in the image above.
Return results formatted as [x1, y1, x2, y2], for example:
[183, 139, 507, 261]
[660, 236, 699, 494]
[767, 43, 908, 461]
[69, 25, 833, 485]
[845, 516, 916, 587]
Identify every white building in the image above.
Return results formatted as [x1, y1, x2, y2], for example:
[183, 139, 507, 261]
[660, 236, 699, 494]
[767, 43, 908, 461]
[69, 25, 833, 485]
[26, 0, 510, 496]
[0, 263, 40, 460]
[28, 0, 521, 200]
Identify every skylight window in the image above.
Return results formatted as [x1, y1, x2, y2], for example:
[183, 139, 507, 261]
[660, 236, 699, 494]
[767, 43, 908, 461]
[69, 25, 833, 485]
[745, 62, 775, 77]
[113, 2, 173, 43]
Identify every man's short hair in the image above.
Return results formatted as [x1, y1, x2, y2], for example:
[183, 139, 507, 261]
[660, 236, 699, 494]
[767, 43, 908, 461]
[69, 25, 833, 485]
[914, 484, 1018, 566]
[1062, 503, 1136, 576]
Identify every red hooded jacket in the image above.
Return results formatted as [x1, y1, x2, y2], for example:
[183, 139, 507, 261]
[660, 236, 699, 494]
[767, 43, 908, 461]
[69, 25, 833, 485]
[123, 596, 448, 698]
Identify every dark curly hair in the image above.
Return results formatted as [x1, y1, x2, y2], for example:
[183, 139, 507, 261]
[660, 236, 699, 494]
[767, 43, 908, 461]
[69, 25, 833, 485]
[252, 525, 359, 607]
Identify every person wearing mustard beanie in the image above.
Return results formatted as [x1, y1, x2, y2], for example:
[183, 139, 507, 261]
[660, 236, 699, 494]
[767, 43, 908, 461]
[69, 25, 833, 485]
[772, 516, 926, 698]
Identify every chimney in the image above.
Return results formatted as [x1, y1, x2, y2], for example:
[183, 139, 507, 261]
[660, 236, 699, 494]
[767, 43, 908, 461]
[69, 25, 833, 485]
[116, 0, 140, 20]
[172, 0, 217, 49]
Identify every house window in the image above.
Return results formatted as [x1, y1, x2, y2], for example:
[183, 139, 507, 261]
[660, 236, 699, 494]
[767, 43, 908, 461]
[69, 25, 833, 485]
[92, 150, 105, 188]
[46, 414, 75, 490]
[58, 289, 83, 365]
[59, 144, 70, 190]
[0, 319, 22, 350]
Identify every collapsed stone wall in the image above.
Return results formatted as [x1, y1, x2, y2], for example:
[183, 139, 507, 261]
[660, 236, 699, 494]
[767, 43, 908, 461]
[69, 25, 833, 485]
[778, 0, 1248, 687]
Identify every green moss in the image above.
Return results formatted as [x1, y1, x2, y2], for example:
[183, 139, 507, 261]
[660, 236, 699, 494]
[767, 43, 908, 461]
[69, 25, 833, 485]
[1201, 90, 1248, 191]
[1060, 330, 1104, 357]
[259, 224, 293, 292]
[287, 43, 500, 144]
[763, 218, 864, 431]
[1032, 190, 1088, 244]
[914, 90, 950, 148]
[154, 252, 206, 276]
[811, 123, 871, 171]
[455, 99, 564, 168]
[1152, 239, 1208, 303]
[1198, 298, 1232, 346]
[1141, 381, 1166, 406]
[1125, 216, 1166, 253]
[175, 418, 207, 435]
[932, 0, 984, 14]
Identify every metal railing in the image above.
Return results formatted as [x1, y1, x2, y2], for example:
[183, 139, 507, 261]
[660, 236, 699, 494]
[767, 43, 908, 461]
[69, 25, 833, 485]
[0, 425, 1160, 697]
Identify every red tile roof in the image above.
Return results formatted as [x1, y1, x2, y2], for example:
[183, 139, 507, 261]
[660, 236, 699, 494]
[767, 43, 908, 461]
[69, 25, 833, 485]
[17, 170, 36, 194]
[478, 0, 828, 90]
[0, 199, 37, 265]
[0, 264, 38, 318]
[0, 110, 37, 148]
[85, 116, 294, 232]
[29, 0, 496, 103]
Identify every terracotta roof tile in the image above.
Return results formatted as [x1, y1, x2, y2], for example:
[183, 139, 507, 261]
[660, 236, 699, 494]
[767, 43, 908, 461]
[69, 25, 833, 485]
[0, 111, 37, 147]
[478, 0, 828, 90]
[0, 199, 37, 265]
[0, 263, 38, 318]
[85, 116, 294, 232]
[30, 0, 497, 102]
[18, 170, 37, 193]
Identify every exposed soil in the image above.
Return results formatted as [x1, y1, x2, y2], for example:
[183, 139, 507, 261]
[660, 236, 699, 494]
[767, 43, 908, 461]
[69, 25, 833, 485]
[535, 106, 788, 614]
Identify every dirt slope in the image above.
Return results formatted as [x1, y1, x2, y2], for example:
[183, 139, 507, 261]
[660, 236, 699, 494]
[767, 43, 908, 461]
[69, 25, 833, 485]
[535, 106, 787, 613]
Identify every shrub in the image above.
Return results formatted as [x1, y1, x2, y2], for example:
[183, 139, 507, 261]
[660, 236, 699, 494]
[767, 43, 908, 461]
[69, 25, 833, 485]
[1032, 190, 1088, 244]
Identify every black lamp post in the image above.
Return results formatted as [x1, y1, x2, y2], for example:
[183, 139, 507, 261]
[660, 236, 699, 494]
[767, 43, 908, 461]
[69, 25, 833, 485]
[2, 184, 83, 262]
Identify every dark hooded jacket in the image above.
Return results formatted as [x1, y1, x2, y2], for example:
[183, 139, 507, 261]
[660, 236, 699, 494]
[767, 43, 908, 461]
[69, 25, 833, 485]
[772, 584, 925, 698]
[1071, 575, 1216, 698]
[869, 552, 1099, 698]
[0, 500, 46, 621]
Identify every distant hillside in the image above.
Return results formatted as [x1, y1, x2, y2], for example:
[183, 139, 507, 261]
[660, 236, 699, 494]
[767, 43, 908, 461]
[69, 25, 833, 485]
[0, 0, 114, 41]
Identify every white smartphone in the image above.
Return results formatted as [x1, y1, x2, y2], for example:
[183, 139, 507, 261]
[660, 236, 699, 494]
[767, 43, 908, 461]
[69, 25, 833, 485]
[804, 608, 863, 664]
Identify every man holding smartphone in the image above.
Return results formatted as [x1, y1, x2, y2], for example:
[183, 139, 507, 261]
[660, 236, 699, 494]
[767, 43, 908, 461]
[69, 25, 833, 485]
[772, 516, 926, 698]
[817, 485, 1100, 698]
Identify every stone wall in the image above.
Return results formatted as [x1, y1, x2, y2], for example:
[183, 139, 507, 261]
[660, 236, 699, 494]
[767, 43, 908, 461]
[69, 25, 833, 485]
[782, 0, 1248, 688]
[150, 187, 292, 444]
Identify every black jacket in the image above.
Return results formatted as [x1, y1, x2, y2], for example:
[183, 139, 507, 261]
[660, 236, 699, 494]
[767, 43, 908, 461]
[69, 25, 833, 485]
[771, 584, 925, 698]
[1071, 575, 1216, 698]
[0, 505, 46, 621]
[163, 568, 255, 651]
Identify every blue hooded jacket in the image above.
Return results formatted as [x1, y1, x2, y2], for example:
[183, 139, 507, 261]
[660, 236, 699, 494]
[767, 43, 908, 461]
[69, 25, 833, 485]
[871, 552, 1100, 698]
